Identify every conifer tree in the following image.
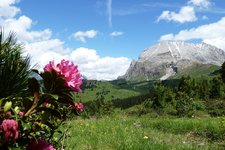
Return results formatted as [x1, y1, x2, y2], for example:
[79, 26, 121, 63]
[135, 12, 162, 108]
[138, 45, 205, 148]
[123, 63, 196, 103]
[0, 30, 31, 98]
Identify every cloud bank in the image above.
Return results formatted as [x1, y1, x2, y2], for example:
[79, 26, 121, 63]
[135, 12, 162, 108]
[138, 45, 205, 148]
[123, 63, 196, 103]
[157, 0, 212, 23]
[157, 6, 197, 23]
[0, 1, 131, 80]
[160, 17, 225, 50]
[188, 0, 211, 9]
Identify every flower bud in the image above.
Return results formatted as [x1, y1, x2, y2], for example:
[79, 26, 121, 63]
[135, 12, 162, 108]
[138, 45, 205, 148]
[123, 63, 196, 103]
[5, 111, 11, 117]
[40, 123, 45, 128]
[18, 111, 24, 117]
[14, 106, 20, 114]
[4, 101, 12, 112]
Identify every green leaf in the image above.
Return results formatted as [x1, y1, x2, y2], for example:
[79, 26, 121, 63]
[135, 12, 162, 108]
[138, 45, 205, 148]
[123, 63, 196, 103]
[21, 121, 31, 131]
[0, 98, 3, 107]
[36, 107, 62, 119]
[44, 121, 55, 129]
[28, 77, 40, 95]
[22, 97, 34, 110]
[56, 130, 63, 134]
[4, 101, 12, 112]
[47, 93, 59, 100]
[38, 93, 59, 108]
[8, 147, 22, 150]
[57, 93, 74, 105]
[40, 71, 53, 92]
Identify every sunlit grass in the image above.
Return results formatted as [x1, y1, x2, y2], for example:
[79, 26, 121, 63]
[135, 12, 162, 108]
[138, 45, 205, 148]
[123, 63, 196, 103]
[63, 115, 224, 150]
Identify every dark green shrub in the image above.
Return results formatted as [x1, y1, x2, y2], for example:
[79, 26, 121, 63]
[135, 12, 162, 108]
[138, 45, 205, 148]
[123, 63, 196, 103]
[207, 100, 225, 116]
[176, 92, 193, 117]
[83, 90, 114, 117]
[210, 77, 224, 99]
[0, 30, 31, 98]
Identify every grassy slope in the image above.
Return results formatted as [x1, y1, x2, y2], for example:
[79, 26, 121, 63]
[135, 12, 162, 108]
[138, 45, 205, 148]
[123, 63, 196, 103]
[64, 115, 225, 150]
[77, 64, 220, 103]
[171, 64, 220, 79]
[77, 80, 154, 103]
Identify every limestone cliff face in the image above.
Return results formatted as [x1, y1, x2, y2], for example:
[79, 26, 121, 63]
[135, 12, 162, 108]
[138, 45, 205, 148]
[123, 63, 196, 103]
[120, 41, 225, 80]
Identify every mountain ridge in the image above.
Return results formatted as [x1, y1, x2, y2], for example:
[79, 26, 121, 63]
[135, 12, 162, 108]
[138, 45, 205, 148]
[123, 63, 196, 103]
[120, 41, 225, 80]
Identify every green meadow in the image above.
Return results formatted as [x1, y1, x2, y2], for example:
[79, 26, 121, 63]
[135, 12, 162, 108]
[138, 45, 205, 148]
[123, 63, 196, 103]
[63, 75, 225, 150]
[64, 115, 225, 150]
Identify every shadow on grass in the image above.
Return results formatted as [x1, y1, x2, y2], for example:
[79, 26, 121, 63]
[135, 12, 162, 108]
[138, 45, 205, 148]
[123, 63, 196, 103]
[112, 94, 151, 109]
[110, 79, 156, 94]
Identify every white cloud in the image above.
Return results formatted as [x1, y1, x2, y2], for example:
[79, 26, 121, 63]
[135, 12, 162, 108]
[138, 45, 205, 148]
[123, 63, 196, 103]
[110, 31, 123, 37]
[159, 34, 174, 41]
[157, 0, 212, 23]
[25, 30, 129, 80]
[159, 17, 225, 50]
[0, 0, 20, 18]
[71, 47, 131, 80]
[2, 16, 52, 42]
[71, 47, 99, 64]
[26, 44, 131, 80]
[73, 30, 98, 43]
[26, 39, 131, 81]
[202, 15, 208, 20]
[0, 1, 130, 80]
[157, 6, 197, 23]
[188, 0, 211, 8]
[24, 39, 69, 68]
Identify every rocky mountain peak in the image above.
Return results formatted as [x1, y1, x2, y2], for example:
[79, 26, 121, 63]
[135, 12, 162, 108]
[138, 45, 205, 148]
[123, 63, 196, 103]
[120, 41, 225, 80]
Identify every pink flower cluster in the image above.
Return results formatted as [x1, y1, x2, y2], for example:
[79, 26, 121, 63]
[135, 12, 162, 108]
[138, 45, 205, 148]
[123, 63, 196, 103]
[27, 139, 55, 150]
[18, 111, 24, 117]
[0, 119, 19, 144]
[75, 102, 84, 111]
[70, 102, 84, 112]
[44, 59, 82, 92]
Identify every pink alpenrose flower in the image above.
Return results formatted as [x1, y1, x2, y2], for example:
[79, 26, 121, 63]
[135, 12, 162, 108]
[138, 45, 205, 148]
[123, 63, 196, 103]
[70, 102, 84, 112]
[27, 139, 55, 150]
[75, 102, 84, 111]
[1, 119, 19, 144]
[18, 111, 24, 117]
[44, 59, 82, 92]
[43, 61, 60, 73]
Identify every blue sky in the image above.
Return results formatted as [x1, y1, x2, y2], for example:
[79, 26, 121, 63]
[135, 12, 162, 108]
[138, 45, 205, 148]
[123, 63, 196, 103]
[1, 0, 225, 80]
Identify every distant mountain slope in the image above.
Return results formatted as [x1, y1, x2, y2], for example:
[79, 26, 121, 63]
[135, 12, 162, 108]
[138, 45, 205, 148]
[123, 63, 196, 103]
[120, 41, 225, 80]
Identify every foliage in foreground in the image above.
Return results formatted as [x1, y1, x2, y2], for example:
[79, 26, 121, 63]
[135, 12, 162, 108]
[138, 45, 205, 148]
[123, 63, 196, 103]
[0, 59, 83, 150]
[0, 30, 31, 98]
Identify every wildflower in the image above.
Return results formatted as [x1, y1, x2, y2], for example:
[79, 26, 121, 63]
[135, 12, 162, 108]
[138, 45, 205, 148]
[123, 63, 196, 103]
[27, 139, 55, 150]
[43, 102, 49, 107]
[18, 111, 24, 117]
[58, 59, 82, 92]
[43, 61, 60, 73]
[70, 102, 84, 112]
[44, 59, 82, 92]
[1, 119, 19, 144]
[75, 102, 84, 111]
[143, 136, 148, 139]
